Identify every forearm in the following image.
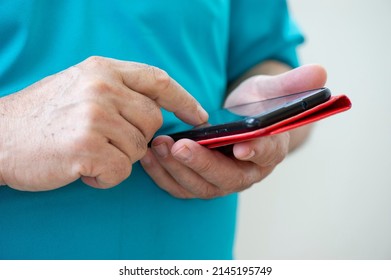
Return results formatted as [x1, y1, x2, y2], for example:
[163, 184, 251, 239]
[227, 60, 312, 152]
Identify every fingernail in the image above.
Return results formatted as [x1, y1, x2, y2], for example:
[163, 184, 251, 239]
[238, 149, 255, 160]
[153, 142, 169, 158]
[243, 150, 255, 160]
[173, 145, 192, 161]
[198, 106, 209, 123]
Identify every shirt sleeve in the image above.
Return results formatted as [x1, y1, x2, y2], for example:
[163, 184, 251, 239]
[227, 0, 304, 82]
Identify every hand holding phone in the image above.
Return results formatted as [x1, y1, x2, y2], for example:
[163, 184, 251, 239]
[150, 87, 350, 152]
[167, 87, 331, 142]
[142, 65, 351, 199]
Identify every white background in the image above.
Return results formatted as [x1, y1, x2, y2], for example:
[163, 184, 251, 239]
[236, 0, 391, 259]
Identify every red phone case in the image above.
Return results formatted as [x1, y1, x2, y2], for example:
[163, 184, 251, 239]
[198, 95, 352, 149]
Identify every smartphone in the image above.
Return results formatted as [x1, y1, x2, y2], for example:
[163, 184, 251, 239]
[167, 87, 331, 142]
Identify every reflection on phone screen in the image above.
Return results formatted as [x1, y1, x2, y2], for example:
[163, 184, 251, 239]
[206, 89, 324, 127]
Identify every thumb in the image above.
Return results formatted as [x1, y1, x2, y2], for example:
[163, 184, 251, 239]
[276, 64, 328, 95]
[225, 64, 327, 107]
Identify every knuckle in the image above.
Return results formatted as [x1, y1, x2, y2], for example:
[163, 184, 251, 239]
[71, 152, 95, 177]
[200, 189, 219, 199]
[196, 159, 215, 174]
[200, 189, 222, 199]
[155, 114, 164, 131]
[83, 56, 107, 68]
[194, 182, 220, 200]
[94, 157, 132, 189]
[237, 172, 255, 191]
[227, 172, 250, 191]
[148, 66, 171, 92]
[257, 135, 288, 167]
[271, 135, 289, 165]
[108, 156, 132, 184]
[129, 130, 148, 161]
[226, 168, 260, 193]
[169, 189, 195, 200]
[83, 79, 113, 97]
[139, 101, 163, 139]
[148, 107, 163, 132]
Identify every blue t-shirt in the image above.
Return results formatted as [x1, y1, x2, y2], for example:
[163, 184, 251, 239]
[0, 0, 303, 259]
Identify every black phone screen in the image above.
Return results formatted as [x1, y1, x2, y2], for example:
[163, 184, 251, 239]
[168, 87, 331, 142]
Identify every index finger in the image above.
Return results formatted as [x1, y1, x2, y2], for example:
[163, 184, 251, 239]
[115, 59, 209, 125]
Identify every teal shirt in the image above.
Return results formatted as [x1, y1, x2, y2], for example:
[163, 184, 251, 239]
[0, 0, 303, 259]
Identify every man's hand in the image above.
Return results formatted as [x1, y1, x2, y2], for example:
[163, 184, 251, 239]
[0, 56, 208, 191]
[140, 64, 327, 199]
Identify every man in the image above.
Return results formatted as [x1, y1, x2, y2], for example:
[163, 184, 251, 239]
[0, 0, 326, 259]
